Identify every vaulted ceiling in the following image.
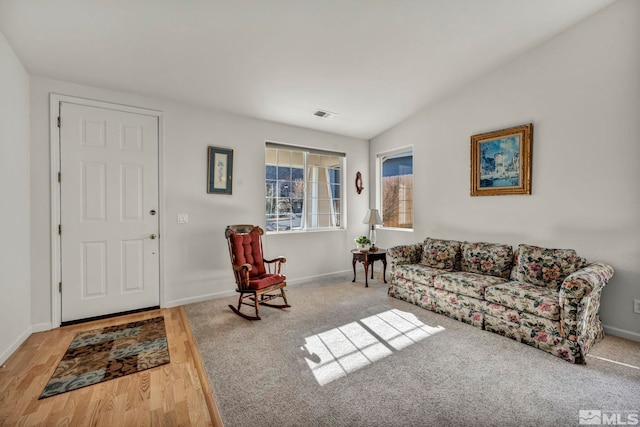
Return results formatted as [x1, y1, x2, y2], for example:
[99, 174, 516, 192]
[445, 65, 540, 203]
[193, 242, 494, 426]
[0, 0, 614, 139]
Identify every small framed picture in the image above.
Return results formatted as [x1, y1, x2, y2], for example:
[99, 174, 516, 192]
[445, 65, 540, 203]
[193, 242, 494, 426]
[207, 146, 233, 194]
[470, 123, 532, 196]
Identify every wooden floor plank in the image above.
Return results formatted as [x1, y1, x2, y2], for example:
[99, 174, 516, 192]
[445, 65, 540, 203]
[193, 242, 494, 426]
[0, 307, 223, 426]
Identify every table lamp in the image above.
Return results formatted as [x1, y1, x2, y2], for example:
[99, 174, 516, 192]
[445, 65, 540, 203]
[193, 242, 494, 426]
[362, 209, 382, 251]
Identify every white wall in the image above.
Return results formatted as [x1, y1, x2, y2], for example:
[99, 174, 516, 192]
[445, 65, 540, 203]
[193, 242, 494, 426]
[0, 31, 31, 363]
[30, 77, 370, 327]
[370, 0, 640, 339]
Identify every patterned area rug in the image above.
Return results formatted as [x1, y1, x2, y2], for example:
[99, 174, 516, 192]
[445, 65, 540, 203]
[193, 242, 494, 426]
[40, 316, 170, 399]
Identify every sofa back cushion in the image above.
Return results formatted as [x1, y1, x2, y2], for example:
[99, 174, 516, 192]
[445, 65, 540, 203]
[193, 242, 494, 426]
[513, 244, 586, 289]
[420, 238, 461, 271]
[460, 241, 513, 279]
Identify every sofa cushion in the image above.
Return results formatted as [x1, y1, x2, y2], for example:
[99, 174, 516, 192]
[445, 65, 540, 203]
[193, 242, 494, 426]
[484, 302, 562, 336]
[434, 271, 507, 300]
[432, 291, 484, 329]
[389, 277, 439, 310]
[514, 244, 586, 289]
[485, 281, 560, 321]
[394, 264, 445, 287]
[420, 238, 461, 271]
[460, 241, 514, 279]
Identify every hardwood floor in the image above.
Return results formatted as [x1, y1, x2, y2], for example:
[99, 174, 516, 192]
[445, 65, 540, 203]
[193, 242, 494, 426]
[0, 307, 223, 426]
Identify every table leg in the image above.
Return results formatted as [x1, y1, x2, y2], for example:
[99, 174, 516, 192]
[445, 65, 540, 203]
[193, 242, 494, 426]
[352, 257, 357, 283]
[363, 257, 369, 287]
[382, 257, 387, 283]
[370, 259, 375, 279]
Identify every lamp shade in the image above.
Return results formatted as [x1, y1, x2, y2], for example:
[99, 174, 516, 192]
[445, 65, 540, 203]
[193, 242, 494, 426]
[362, 209, 382, 225]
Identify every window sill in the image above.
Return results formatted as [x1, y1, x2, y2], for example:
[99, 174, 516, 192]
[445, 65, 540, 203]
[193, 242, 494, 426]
[379, 227, 414, 233]
[265, 227, 346, 236]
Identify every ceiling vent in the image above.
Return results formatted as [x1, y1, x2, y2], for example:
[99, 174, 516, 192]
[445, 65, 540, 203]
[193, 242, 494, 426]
[313, 109, 338, 119]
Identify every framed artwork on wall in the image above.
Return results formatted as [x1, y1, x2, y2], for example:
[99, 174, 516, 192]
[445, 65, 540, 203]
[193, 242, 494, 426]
[207, 146, 233, 194]
[470, 123, 532, 196]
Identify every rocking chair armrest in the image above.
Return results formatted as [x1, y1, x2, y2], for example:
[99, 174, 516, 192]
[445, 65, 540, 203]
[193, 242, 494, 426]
[263, 257, 286, 275]
[232, 263, 253, 272]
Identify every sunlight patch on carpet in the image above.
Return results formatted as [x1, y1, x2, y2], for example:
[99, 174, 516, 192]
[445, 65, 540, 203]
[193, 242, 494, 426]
[301, 309, 444, 386]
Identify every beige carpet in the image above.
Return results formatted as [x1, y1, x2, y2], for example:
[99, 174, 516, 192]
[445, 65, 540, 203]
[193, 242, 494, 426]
[185, 277, 640, 427]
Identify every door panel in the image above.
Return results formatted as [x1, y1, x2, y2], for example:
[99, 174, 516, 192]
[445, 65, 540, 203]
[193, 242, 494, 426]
[122, 239, 144, 291]
[82, 162, 106, 221]
[82, 241, 106, 297]
[60, 102, 159, 322]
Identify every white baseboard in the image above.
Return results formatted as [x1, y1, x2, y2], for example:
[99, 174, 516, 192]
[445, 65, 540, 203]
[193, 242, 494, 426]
[286, 270, 351, 286]
[603, 325, 640, 342]
[31, 322, 52, 333]
[164, 290, 237, 308]
[0, 326, 32, 365]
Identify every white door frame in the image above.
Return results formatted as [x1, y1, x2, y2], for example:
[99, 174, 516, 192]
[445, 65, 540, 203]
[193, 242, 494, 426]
[49, 94, 165, 328]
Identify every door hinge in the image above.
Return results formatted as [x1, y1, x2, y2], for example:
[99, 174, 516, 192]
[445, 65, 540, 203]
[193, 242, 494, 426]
[57, 116, 61, 128]
[57, 172, 61, 183]
[58, 224, 62, 235]
[59, 282, 62, 293]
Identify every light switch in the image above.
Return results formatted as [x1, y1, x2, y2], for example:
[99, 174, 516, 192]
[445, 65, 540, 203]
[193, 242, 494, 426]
[177, 213, 189, 224]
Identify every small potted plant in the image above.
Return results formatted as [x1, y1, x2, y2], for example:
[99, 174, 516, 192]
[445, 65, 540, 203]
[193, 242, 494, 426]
[355, 235, 372, 251]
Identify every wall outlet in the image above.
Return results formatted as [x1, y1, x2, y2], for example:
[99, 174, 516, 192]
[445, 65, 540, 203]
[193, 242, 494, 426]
[634, 299, 640, 314]
[177, 213, 189, 224]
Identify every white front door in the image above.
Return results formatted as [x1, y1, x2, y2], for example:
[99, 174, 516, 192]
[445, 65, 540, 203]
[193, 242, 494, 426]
[59, 102, 160, 322]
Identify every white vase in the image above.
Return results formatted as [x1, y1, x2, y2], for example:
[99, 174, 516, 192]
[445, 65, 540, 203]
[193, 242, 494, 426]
[356, 243, 370, 251]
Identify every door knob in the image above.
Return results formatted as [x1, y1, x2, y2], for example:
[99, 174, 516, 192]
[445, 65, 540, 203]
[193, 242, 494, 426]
[150, 234, 157, 240]
[150, 210, 157, 215]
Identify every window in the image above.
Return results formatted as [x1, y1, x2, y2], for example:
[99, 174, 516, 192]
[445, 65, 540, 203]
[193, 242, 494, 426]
[378, 149, 413, 229]
[265, 143, 344, 232]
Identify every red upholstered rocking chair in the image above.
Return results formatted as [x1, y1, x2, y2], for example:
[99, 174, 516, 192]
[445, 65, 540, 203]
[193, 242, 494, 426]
[224, 225, 290, 320]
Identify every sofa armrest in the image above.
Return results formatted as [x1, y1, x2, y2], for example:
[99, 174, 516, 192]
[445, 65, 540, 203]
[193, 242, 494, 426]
[559, 262, 613, 350]
[387, 243, 423, 273]
[560, 262, 614, 300]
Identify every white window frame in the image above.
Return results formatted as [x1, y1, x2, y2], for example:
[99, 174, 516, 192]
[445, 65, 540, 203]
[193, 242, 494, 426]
[376, 146, 414, 231]
[265, 142, 345, 233]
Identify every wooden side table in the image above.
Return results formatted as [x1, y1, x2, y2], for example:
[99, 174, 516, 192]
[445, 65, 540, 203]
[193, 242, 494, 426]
[351, 248, 387, 287]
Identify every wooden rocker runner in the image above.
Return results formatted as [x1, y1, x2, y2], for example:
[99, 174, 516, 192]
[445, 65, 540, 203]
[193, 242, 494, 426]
[224, 225, 290, 320]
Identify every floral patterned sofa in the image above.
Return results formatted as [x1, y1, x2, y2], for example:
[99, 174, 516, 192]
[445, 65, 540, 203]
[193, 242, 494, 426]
[387, 238, 614, 363]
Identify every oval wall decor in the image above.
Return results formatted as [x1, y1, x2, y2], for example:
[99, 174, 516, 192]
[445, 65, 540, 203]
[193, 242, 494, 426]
[355, 171, 364, 194]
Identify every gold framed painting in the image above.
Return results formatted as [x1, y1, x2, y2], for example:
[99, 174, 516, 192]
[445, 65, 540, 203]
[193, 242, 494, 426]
[470, 123, 532, 196]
